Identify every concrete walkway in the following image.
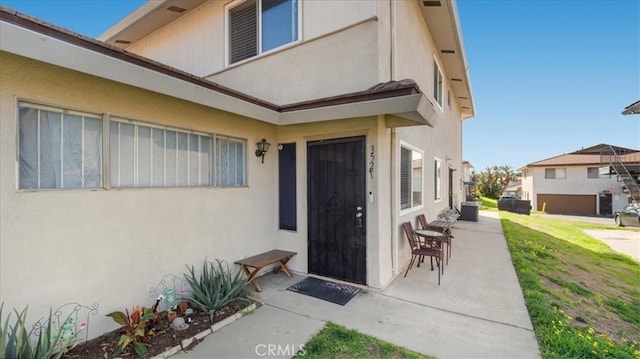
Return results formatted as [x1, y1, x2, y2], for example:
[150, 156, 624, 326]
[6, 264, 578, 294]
[178, 211, 540, 358]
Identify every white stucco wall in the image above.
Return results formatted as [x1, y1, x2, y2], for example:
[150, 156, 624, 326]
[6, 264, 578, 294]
[522, 166, 629, 214]
[0, 52, 405, 338]
[2, 0, 471, 338]
[127, 0, 380, 104]
[0, 52, 279, 338]
[209, 20, 380, 104]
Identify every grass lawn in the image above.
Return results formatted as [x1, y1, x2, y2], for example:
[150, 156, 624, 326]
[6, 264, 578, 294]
[494, 199, 640, 358]
[295, 322, 432, 359]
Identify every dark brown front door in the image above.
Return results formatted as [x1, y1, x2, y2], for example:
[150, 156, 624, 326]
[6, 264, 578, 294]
[307, 136, 366, 284]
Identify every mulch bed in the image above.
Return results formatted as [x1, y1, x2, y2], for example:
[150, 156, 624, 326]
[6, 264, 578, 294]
[62, 299, 256, 359]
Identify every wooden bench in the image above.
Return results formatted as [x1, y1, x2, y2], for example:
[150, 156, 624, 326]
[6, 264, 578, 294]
[235, 249, 297, 292]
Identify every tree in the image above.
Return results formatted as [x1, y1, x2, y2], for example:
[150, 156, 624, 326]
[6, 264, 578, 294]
[475, 165, 517, 199]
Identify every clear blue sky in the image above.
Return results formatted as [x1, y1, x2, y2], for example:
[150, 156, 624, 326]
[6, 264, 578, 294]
[457, 0, 640, 171]
[2, 0, 639, 173]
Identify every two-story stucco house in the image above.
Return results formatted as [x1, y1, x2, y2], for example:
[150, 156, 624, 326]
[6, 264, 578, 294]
[0, 0, 474, 338]
[521, 144, 640, 216]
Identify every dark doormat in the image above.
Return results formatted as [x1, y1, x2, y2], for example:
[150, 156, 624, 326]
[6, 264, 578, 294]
[287, 277, 361, 305]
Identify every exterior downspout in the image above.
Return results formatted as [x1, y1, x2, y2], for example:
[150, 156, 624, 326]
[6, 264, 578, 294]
[390, 0, 395, 81]
[389, 0, 398, 275]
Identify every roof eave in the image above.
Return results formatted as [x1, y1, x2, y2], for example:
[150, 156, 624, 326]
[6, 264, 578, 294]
[280, 93, 437, 127]
[622, 100, 640, 115]
[1, 6, 439, 128]
[98, 0, 207, 47]
[418, 0, 475, 119]
[0, 16, 281, 124]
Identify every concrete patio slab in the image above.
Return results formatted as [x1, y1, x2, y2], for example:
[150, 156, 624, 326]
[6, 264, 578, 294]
[584, 229, 640, 261]
[178, 211, 541, 358]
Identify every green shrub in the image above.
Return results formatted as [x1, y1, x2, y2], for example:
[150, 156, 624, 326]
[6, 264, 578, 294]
[183, 259, 249, 321]
[106, 305, 157, 358]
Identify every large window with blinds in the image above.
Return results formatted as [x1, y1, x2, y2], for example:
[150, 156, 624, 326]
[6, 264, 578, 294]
[109, 119, 212, 188]
[18, 102, 253, 191]
[18, 102, 102, 189]
[400, 145, 423, 210]
[226, 0, 299, 65]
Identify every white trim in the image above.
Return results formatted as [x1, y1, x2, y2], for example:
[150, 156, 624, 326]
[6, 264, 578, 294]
[398, 140, 424, 215]
[434, 156, 442, 203]
[224, 0, 302, 67]
[433, 55, 444, 112]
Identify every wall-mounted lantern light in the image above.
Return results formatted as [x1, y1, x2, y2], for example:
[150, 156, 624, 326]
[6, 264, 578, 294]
[255, 138, 271, 164]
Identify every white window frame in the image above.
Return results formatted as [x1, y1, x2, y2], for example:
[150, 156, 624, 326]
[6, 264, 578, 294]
[545, 168, 566, 179]
[587, 167, 600, 179]
[17, 102, 103, 190]
[399, 142, 424, 213]
[433, 57, 444, 110]
[109, 117, 213, 188]
[17, 101, 251, 191]
[224, 0, 302, 66]
[434, 156, 442, 202]
[215, 135, 247, 187]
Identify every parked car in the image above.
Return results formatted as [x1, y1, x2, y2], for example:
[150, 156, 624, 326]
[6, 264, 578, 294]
[499, 195, 520, 201]
[614, 203, 640, 227]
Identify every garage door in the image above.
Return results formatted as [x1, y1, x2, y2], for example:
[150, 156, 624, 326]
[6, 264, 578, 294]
[537, 194, 596, 215]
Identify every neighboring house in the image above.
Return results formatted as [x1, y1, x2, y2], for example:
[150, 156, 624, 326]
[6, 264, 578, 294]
[0, 0, 474, 338]
[521, 144, 640, 216]
[503, 174, 522, 199]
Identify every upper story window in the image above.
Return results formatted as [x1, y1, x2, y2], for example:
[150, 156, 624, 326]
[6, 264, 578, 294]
[433, 60, 443, 108]
[18, 102, 102, 189]
[227, 0, 299, 65]
[545, 168, 566, 179]
[400, 145, 423, 210]
[587, 167, 600, 179]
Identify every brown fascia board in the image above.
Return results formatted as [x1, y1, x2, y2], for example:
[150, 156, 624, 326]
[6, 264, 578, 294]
[280, 80, 421, 112]
[1, 6, 425, 119]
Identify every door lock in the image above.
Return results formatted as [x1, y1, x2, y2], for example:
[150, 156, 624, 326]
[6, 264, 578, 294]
[355, 207, 363, 228]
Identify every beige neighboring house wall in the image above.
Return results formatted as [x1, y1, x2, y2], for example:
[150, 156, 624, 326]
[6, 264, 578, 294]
[1, 0, 474, 339]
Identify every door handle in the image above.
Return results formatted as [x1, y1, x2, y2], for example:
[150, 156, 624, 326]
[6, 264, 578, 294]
[355, 208, 363, 228]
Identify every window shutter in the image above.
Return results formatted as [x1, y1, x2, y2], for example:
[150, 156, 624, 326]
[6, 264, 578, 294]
[279, 143, 297, 230]
[229, 0, 257, 64]
[400, 147, 411, 209]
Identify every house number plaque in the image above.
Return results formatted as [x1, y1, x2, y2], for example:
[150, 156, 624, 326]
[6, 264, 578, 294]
[369, 144, 375, 179]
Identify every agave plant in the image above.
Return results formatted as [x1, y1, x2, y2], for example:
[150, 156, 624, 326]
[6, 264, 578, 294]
[0, 303, 69, 359]
[183, 259, 249, 321]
